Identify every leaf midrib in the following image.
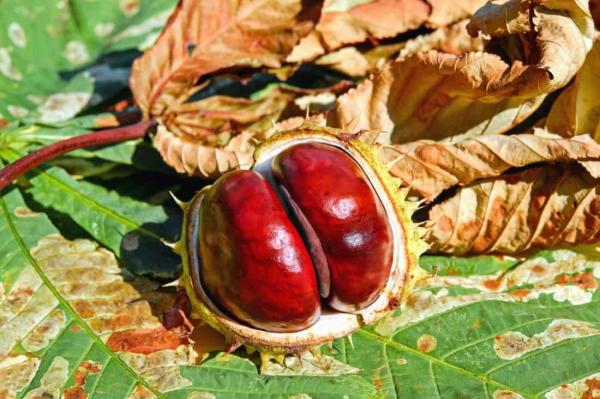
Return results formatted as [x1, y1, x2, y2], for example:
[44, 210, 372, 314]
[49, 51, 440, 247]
[0, 194, 165, 399]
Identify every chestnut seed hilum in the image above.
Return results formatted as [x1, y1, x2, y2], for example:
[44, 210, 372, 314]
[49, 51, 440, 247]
[190, 142, 396, 333]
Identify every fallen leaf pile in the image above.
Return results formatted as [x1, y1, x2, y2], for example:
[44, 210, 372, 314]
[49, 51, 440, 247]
[128, 0, 600, 256]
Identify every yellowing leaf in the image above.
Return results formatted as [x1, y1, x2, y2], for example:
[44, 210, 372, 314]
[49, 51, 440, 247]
[332, 0, 594, 143]
[130, 0, 321, 117]
[379, 133, 600, 202]
[546, 40, 600, 140]
[424, 164, 600, 255]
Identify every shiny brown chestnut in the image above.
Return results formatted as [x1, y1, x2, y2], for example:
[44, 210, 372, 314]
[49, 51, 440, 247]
[272, 143, 393, 312]
[180, 127, 422, 353]
[197, 170, 321, 332]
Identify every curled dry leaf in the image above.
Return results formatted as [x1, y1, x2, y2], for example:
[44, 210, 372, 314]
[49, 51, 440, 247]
[130, 0, 321, 117]
[153, 125, 258, 178]
[287, 0, 488, 65]
[379, 133, 600, 202]
[425, 0, 488, 28]
[287, 0, 430, 64]
[152, 83, 346, 177]
[314, 19, 485, 77]
[425, 164, 600, 255]
[160, 87, 296, 144]
[546, 40, 600, 140]
[333, 0, 595, 144]
[130, 0, 322, 177]
[153, 88, 292, 176]
[394, 19, 484, 58]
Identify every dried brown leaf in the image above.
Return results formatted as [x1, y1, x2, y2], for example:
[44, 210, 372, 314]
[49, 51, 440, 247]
[314, 47, 371, 77]
[153, 125, 257, 178]
[287, 0, 431, 63]
[379, 133, 600, 202]
[317, 19, 484, 77]
[161, 87, 296, 144]
[546, 40, 600, 140]
[394, 19, 485, 58]
[152, 82, 347, 177]
[426, 0, 487, 28]
[332, 0, 594, 144]
[424, 164, 600, 255]
[288, 0, 488, 65]
[130, 0, 321, 117]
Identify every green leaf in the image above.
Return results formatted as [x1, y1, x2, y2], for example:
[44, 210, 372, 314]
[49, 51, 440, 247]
[0, 188, 378, 398]
[0, 0, 176, 124]
[25, 164, 181, 279]
[1, 146, 180, 278]
[329, 250, 600, 398]
[0, 188, 163, 398]
[0, 114, 175, 172]
[420, 254, 519, 276]
[0, 115, 141, 165]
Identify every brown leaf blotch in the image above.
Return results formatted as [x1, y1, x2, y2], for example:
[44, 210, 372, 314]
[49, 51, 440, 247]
[416, 334, 437, 353]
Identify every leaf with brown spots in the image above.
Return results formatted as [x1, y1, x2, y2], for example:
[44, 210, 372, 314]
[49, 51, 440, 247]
[332, 0, 595, 144]
[107, 326, 190, 355]
[0, 188, 375, 399]
[345, 246, 600, 398]
[63, 361, 102, 399]
[378, 133, 600, 202]
[0, 0, 175, 124]
[424, 163, 600, 254]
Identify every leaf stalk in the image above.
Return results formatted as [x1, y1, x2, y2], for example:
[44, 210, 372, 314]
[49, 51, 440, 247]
[0, 118, 156, 191]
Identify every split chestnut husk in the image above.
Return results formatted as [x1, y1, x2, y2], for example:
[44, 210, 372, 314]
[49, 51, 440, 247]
[178, 125, 426, 354]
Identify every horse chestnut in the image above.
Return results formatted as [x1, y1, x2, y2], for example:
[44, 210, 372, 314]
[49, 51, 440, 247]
[272, 143, 393, 312]
[180, 126, 422, 354]
[197, 170, 321, 332]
